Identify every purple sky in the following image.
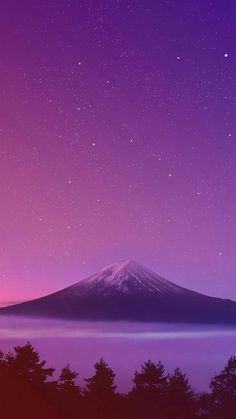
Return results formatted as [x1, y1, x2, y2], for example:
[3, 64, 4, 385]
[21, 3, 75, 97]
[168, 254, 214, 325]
[0, 0, 235, 303]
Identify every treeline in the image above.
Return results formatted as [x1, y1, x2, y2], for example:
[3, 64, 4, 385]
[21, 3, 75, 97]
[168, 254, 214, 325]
[0, 343, 235, 419]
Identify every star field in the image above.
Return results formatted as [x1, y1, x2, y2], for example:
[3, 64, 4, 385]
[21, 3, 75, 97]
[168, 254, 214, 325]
[0, 0, 235, 302]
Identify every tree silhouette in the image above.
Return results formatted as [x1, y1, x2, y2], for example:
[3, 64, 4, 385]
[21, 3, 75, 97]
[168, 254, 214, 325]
[84, 358, 116, 400]
[58, 364, 82, 419]
[0, 349, 9, 385]
[5, 342, 54, 385]
[129, 360, 168, 419]
[59, 363, 80, 395]
[1, 342, 235, 419]
[0, 349, 5, 371]
[84, 358, 118, 419]
[166, 367, 195, 418]
[168, 367, 193, 400]
[208, 355, 236, 417]
[132, 360, 167, 396]
[0, 343, 58, 419]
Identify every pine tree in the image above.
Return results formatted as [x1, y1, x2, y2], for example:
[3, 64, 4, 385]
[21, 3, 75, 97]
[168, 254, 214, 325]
[5, 342, 54, 385]
[209, 355, 236, 417]
[84, 358, 116, 400]
[0, 350, 5, 371]
[167, 367, 193, 401]
[1, 344, 58, 419]
[132, 360, 167, 396]
[59, 363, 80, 395]
[166, 367, 195, 418]
[0, 349, 8, 382]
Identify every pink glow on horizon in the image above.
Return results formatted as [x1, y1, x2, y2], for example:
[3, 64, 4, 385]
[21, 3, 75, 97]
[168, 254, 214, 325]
[0, 1, 235, 302]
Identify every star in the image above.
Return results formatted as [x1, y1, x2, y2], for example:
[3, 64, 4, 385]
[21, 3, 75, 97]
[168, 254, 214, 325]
[168, 173, 172, 177]
[177, 56, 180, 60]
[218, 251, 222, 256]
[224, 53, 228, 58]
[92, 142, 96, 146]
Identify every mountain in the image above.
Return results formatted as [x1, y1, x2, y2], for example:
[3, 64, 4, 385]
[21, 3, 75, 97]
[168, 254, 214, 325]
[0, 260, 235, 323]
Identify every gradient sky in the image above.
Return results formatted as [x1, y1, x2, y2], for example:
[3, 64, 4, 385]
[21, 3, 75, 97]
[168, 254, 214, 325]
[0, 0, 235, 303]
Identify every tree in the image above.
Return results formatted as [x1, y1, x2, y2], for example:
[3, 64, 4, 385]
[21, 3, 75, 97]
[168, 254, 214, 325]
[0, 349, 9, 385]
[58, 364, 82, 419]
[0, 344, 58, 419]
[0, 349, 6, 372]
[84, 358, 116, 400]
[167, 367, 193, 401]
[208, 355, 236, 417]
[59, 363, 80, 395]
[128, 360, 168, 419]
[132, 360, 167, 396]
[166, 367, 195, 418]
[5, 342, 54, 385]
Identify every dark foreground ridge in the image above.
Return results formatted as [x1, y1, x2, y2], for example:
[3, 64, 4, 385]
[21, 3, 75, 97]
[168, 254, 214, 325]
[1, 260, 236, 323]
[0, 342, 235, 419]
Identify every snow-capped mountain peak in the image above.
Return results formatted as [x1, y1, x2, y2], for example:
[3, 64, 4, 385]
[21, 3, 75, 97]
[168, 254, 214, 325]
[68, 259, 185, 296]
[1, 259, 235, 324]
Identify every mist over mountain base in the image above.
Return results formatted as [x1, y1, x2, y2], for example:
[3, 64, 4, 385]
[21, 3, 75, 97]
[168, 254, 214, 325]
[1, 260, 235, 324]
[0, 315, 234, 392]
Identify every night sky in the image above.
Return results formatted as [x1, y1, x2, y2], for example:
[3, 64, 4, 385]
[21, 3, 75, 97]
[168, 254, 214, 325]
[0, 0, 235, 303]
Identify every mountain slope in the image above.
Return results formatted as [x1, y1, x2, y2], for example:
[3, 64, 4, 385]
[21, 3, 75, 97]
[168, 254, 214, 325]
[67, 260, 187, 296]
[0, 260, 235, 324]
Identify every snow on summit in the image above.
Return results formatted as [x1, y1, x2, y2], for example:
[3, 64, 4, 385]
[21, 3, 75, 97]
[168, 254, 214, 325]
[69, 260, 186, 296]
[1, 259, 235, 324]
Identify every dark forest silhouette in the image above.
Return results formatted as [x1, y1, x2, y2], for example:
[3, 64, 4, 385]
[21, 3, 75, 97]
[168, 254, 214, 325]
[0, 343, 235, 419]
